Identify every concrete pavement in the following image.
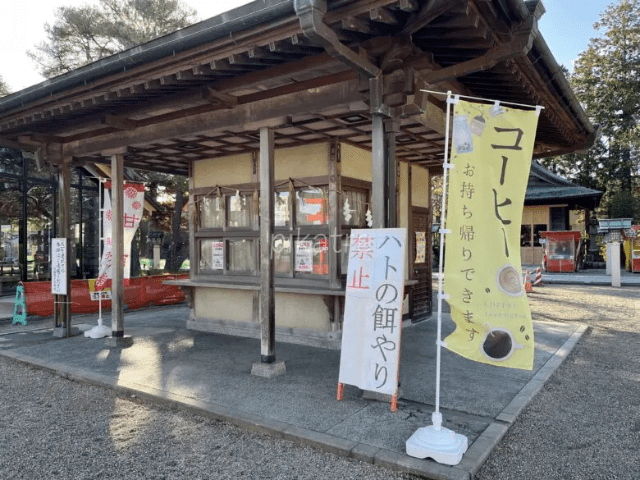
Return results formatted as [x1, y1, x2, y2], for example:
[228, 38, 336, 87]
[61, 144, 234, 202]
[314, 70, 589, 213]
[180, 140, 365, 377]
[538, 268, 640, 286]
[0, 303, 586, 479]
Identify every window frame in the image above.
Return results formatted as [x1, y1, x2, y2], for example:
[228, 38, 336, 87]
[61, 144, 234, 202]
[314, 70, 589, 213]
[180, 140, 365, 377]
[192, 176, 336, 284]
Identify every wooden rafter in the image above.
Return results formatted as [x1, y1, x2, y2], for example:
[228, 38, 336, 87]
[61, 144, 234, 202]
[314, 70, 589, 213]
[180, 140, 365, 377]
[420, 18, 536, 86]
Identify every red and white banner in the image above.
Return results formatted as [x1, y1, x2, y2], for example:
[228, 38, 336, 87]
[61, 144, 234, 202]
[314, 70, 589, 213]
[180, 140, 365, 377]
[95, 182, 145, 291]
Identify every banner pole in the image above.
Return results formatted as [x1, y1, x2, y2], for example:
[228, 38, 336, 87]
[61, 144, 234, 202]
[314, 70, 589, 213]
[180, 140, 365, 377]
[98, 178, 103, 326]
[406, 92, 468, 464]
[433, 91, 454, 425]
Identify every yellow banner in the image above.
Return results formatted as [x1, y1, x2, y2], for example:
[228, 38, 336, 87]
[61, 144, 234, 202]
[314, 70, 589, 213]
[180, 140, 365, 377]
[443, 99, 540, 370]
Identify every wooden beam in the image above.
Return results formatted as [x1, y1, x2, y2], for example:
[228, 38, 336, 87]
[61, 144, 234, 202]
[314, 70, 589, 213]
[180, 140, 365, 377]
[101, 114, 139, 131]
[402, 0, 467, 35]
[111, 153, 125, 337]
[0, 136, 37, 152]
[398, 0, 419, 12]
[421, 20, 536, 85]
[341, 16, 373, 35]
[201, 87, 239, 108]
[370, 7, 398, 25]
[64, 80, 364, 159]
[259, 127, 275, 364]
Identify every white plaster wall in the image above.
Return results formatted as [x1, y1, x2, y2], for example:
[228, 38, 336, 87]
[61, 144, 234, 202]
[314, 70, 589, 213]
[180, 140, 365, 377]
[274, 143, 329, 179]
[193, 153, 253, 188]
[340, 143, 372, 181]
[411, 165, 430, 208]
[194, 288, 254, 322]
[275, 293, 330, 330]
[193, 288, 331, 331]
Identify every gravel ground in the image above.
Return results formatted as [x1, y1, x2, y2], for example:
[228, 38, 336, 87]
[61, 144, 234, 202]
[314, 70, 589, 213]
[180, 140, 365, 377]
[477, 284, 640, 480]
[1, 284, 638, 479]
[0, 356, 416, 480]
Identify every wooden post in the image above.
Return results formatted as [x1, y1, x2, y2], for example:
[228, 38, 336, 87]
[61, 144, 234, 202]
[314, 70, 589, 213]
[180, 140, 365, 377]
[56, 160, 72, 337]
[371, 113, 386, 229]
[188, 161, 196, 282]
[111, 153, 125, 337]
[328, 141, 341, 289]
[385, 119, 399, 228]
[259, 127, 275, 364]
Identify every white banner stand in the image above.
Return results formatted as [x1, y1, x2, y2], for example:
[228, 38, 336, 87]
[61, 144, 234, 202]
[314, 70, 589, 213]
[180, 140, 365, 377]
[85, 178, 111, 339]
[406, 91, 468, 465]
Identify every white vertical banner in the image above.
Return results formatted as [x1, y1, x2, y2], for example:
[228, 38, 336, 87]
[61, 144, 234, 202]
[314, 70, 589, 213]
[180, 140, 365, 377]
[51, 238, 67, 295]
[338, 228, 407, 396]
[95, 183, 145, 291]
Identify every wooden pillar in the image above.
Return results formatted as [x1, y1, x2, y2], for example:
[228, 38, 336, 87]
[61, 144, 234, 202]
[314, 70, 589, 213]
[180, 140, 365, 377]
[259, 128, 276, 363]
[188, 161, 196, 282]
[371, 113, 386, 229]
[385, 119, 399, 228]
[370, 76, 397, 229]
[55, 160, 72, 336]
[111, 153, 125, 336]
[328, 141, 341, 289]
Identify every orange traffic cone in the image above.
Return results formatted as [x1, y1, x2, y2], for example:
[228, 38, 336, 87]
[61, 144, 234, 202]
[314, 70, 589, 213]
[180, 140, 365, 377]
[524, 270, 533, 293]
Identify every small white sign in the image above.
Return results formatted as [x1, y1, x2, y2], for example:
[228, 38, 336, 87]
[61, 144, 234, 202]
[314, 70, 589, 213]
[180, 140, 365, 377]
[51, 238, 67, 295]
[211, 241, 224, 270]
[415, 231, 426, 264]
[295, 240, 313, 272]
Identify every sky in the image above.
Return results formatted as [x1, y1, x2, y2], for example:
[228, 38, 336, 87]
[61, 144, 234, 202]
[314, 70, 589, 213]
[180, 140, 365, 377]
[0, 0, 616, 94]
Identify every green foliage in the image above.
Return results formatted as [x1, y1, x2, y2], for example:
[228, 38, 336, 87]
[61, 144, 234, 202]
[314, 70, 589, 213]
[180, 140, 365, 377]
[0, 75, 10, 97]
[606, 189, 640, 220]
[28, 0, 197, 78]
[542, 0, 640, 195]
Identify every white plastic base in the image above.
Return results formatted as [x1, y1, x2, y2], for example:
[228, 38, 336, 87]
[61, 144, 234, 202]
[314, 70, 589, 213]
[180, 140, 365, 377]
[84, 324, 112, 339]
[406, 413, 468, 465]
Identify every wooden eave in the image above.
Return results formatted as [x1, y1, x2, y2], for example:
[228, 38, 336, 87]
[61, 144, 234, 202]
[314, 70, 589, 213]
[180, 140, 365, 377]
[0, 0, 594, 175]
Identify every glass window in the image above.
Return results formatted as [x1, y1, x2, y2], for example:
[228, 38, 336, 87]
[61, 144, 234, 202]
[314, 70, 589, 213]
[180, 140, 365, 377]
[520, 225, 532, 247]
[227, 194, 255, 229]
[274, 191, 290, 227]
[0, 179, 22, 291]
[227, 239, 257, 274]
[550, 207, 567, 231]
[533, 224, 547, 247]
[199, 239, 224, 271]
[339, 235, 350, 275]
[341, 189, 367, 227]
[199, 196, 224, 229]
[82, 190, 100, 279]
[296, 188, 327, 226]
[273, 235, 292, 275]
[26, 184, 55, 281]
[295, 237, 328, 275]
[549, 239, 574, 260]
[0, 148, 23, 176]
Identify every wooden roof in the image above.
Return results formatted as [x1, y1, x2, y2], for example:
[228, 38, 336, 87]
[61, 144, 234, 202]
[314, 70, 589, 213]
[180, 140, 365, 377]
[0, 0, 595, 175]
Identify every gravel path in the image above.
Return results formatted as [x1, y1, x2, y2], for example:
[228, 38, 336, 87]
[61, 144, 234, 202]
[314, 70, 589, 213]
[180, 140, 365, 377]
[0, 355, 420, 480]
[1, 284, 638, 479]
[477, 284, 640, 480]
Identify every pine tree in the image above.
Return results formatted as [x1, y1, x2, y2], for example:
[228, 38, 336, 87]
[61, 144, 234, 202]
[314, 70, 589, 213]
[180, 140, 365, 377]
[28, 0, 197, 78]
[541, 0, 640, 209]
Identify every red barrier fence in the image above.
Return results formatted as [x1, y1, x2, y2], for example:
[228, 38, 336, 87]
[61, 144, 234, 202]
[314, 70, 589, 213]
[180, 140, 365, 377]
[22, 274, 189, 317]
